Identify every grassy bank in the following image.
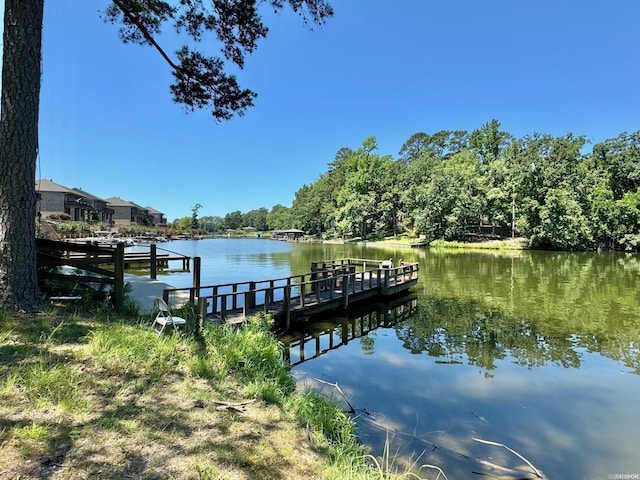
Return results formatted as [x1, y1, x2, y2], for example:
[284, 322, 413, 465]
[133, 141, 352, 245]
[0, 303, 426, 480]
[325, 233, 528, 251]
[429, 237, 529, 250]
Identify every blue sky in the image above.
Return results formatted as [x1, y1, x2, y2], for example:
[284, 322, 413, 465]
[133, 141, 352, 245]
[30, 1, 640, 221]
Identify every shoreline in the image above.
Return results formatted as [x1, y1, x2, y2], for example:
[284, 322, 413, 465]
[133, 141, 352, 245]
[320, 237, 529, 251]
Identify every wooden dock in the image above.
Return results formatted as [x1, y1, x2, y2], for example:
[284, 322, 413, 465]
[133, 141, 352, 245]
[122, 252, 190, 270]
[66, 245, 191, 273]
[163, 258, 419, 328]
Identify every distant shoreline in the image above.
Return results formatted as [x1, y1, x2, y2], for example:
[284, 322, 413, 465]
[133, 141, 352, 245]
[322, 237, 529, 251]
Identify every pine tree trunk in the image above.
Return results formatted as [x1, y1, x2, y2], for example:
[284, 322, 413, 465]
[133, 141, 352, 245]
[0, 0, 44, 310]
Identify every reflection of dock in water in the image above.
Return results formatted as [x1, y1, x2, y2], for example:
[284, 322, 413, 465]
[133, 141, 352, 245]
[281, 294, 418, 366]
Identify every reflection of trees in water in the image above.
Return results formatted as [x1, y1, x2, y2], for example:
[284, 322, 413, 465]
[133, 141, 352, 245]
[395, 296, 639, 374]
[425, 250, 640, 335]
[412, 249, 640, 374]
[359, 335, 375, 355]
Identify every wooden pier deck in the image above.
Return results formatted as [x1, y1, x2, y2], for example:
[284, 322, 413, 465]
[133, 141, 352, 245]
[163, 258, 419, 328]
[67, 246, 191, 271]
[122, 252, 190, 270]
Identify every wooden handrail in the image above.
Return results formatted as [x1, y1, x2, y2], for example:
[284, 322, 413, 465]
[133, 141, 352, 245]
[185, 259, 419, 329]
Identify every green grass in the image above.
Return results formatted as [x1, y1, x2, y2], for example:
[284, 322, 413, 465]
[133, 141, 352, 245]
[429, 237, 528, 251]
[88, 325, 187, 377]
[184, 313, 295, 404]
[0, 304, 426, 480]
[5, 356, 90, 412]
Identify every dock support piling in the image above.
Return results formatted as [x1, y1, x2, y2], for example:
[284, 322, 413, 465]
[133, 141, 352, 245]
[113, 243, 124, 311]
[150, 244, 157, 279]
[284, 286, 291, 329]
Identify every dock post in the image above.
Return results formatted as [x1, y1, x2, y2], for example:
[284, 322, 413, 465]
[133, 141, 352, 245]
[232, 284, 238, 310]
[196, 297, 207, 335]
[193, 256, 201, 290]
[343, 272, 349, 309]
[212, 286, 218, 314]
[249, 282, 256, 308]
[284, 286, 291, 329]
[113, 243, 124, 311]
[350, 266, 356, 294]
[221, 296, 227, 322]
[192, 256, 201, 304]
[150, 244, 157, 279]
[243, 292, 250, 320]
[311, 262, 320, 297]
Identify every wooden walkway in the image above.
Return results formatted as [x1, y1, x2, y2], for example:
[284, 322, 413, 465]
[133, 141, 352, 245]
[66, 245, 191, 275]
[163, 258, 419, 328]
[122, 252, 190, 270]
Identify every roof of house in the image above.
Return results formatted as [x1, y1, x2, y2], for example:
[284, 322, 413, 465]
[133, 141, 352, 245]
[145, 206, 165, 215]
[105, 197, 146, 209]
[36, 179, 160, 215]
[35, 179, 77, 194]
[71, 187, 108, 202]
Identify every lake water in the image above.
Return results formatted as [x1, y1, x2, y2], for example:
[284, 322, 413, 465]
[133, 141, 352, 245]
[147, 238, 640, 480]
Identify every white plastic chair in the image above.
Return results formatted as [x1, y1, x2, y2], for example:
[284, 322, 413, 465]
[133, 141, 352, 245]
[153, 297, 187, 335]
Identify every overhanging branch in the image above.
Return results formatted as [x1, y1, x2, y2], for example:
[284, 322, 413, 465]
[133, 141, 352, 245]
[110, 0, 183, 74]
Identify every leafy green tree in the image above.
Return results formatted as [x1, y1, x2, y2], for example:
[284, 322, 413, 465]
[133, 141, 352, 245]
[291, 146, 362, 237]
[0, 0, 333, 310]
[468, 120, 513, 234]
[592, 131, 640, 199]
[174, 216, 192, 231]
[401, 145, 484, 241]
[243, 208, 269, 231]
[266, 204, 293, 230]
[506, 133, 587, 242]
[400, 149, 439, 237]
[191, 203, 202, 230]
[399, 130, 468, 162]
[224, 210, 243, 230]
[378, 159, 407, 235]
[333, 137, 393, 238]
[531, 188, 592, 250]
[291, 181, 329, 235]
[469, 119, 511, 167]
[199, 215, 224, 233]
[586, 179, 617, 250]
[442, 151, 485, 239]
[614, 188, 640, 250]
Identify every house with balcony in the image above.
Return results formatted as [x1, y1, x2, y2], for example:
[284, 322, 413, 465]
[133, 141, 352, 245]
[35, 179, 88, 222]
[145, 206, 167, 226]
[105, 197, 149, 226]
[70, 187, 114, 224]
[35, 179, 114, 224]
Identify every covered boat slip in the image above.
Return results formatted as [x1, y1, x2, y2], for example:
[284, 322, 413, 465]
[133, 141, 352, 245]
[162, 258, 419, 328]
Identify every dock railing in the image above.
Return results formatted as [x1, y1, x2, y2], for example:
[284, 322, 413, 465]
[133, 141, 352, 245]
[36, 238, 125, 310]
[163, 258, 419, 329]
